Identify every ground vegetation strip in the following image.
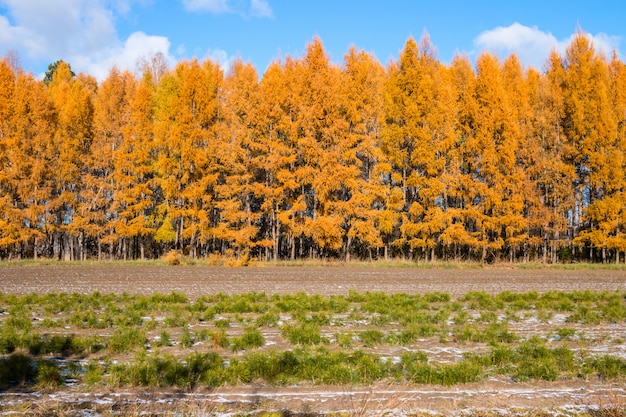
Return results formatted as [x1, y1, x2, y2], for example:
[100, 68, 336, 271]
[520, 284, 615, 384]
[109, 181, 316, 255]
[3, 32, 626, 263]
[1, 266, 626, 415]
[1, 289, 626, 390]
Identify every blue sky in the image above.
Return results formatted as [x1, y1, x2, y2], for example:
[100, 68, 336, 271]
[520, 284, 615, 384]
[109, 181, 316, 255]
[0, 0, 623, 80]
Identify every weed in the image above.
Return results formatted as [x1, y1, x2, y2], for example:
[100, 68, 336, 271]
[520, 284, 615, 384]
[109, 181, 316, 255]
[484, 322, 518, 344]
[555, 327, 578, 340]
[214, 318, 231, 329]
[0, 353, 35, 388]
[36, 358, 63, 389]
[84, 360, 104, 385]
[359, 329, 386, 347]
[282, 322, 322, 345]
[478, 310, 498, 323]
[231, 327, 265, 351]
[513, 337, 574, 381]
[155, 330, 172, 347]
[399, 323, 438, 344]
[401, 352, 483, 385]
[109, 327, 147, 353]
[592, 356, 626, 379]
[180, 330, 195, 348]
[462, 291, 498, 310]
[335, 331, 354, 348]
[255, 310, 280, 327]
[39, 317, 62, 328]
[209, 329, 229, 349]
[305, 312, 331, 326]
[143, 316, 158, 330]
[537, 309, 553, 322]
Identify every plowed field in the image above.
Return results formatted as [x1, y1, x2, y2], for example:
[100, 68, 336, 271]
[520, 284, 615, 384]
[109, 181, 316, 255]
[1, 265, 625, 416]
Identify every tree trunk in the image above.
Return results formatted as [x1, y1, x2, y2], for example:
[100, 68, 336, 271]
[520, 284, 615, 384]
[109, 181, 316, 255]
[273, 216, 279, 262]
[53, 232, 61, 260]
[191, 232, 198, 259]
[68, 235, 74, 261]
[79, 232, 85, 261]
[523, 243, 529, 263]
[178, 218, 184, 251]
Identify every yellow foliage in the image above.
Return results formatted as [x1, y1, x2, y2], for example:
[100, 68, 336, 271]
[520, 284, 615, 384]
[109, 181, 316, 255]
[155, 218, 176, 244]
[162, 249, 182, 266]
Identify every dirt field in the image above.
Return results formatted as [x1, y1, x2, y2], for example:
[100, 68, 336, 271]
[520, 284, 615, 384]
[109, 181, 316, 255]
[1, 265, 626, 416]
[1, 264, 625, 297]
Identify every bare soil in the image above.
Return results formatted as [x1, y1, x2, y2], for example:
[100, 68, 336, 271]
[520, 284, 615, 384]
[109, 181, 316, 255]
[1, 264, 625, 297]
[1, 265, 626, 416]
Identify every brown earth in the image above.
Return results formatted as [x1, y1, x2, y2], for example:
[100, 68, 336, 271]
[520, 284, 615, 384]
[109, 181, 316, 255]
[1, 264, 625, 297]
[1, 265, 626, 416]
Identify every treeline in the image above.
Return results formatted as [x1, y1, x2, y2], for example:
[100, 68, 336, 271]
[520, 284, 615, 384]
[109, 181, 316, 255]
[1, 32, 626, 263]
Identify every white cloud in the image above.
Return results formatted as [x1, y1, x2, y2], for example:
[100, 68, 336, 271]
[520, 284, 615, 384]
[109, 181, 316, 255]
[0, 0, 256, 79]
[203, 47, 234, 73]
[581, 32, 621, 58]
[182, 0, 230, 13]
[112, 0, 151, 16]
[1, 0, 119, 58]
[74, 31, 174, 81]
[250, 0, 272, 18]
[0, 0, 175, 80]
[474, 23, 622, 69]
[181, 0, 273, 18]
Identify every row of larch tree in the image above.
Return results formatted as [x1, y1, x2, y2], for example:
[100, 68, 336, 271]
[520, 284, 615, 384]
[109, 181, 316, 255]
[2, 32, 626, 263]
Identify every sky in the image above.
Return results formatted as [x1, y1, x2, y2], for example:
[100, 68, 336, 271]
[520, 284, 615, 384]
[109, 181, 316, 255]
[0, 0, 624, 81]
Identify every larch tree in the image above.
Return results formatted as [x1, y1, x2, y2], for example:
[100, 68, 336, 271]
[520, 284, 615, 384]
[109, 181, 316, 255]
[442, 55, 481, 260]
[523, 67, 557, 261]
[214, 59, 263, 260]
[606, 51, 626, 262]
[0, 59, 20, 256]
[114, 73, 158, 260]
[526, 51, 575, 262]
[339, 46, 386, 260]
[564, 33, 615, 262]
[153, 58, 222, 257]
[256, 60, 298, 260]
[5, 68, 56, 259]
[47, 61, 94, 260]
[500, 54, 533, 261]
[293, 37, 348, 257]
[382, 35, 461, 260]
[381, 36, 427, 258]
[257, 57, 313, 260]
[86, 67, 135, 260]
[466, 52, 524, 262]
[433, 60, 475, 261]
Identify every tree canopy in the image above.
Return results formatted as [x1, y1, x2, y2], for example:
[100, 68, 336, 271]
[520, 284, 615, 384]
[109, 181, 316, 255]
[1, 32, 625, 263]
